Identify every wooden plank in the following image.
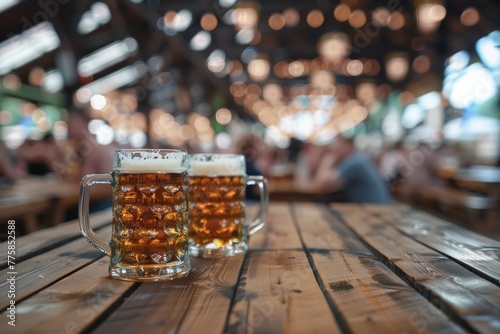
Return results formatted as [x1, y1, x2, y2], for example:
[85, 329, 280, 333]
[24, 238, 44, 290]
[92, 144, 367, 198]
[333, 206, 500, 334]
[0, 196, 51, 233]
[293, 202, 371, 254]
[295, 203, 465, 333]
[0, 257, 135, 334]
[92, 255, 245, 334]
[362, 204, 451, 227]
[177, 256, 245, 334]
[0, 228, 109, 309]
[363, 205, 500, 285]
[311, 251, 466, 334]
[361, 202, 410, 219]
[227, 250, 341, 334]
[249, 202, 302, 250]
[0, 196, 50, 220]
[0, 209, 112, 268]
[94, 203, 299, 333]
[403, 209, 499, 246]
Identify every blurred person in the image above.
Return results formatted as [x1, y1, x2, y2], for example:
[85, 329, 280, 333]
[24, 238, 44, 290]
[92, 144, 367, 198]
[377, 140, 408, 183]
[64, 109, 117, 181]
[62, 109, 117, 218]
[294, 141, 329, 185]
[15, 133, 63, 176]
[312, 136, 391, 203]
[235, 134, 262, 175]
[398, 141, 443, 186]
[0, 143, 25, 185]
[392, 140, 449, 203]
[233, 133, 268, 200]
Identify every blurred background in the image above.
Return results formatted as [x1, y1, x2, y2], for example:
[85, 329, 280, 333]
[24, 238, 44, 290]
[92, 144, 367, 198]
[0, 0, 499, 236]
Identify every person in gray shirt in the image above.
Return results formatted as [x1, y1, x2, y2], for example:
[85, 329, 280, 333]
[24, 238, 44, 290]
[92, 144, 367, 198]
[313, 136, 391, 203]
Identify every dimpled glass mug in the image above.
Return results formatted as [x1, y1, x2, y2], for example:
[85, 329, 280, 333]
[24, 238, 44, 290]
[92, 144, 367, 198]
[79, 149, 190, 281]
[187, 154, 268, 258]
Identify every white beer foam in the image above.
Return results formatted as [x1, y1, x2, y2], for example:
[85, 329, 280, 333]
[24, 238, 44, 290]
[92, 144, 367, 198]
[118, 152, 185, 172]
[189, 159, 244, 176]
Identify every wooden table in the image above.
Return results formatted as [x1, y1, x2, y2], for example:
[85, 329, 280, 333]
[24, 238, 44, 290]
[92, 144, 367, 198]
[0, 176, 111, 233]
[455, 165, 500, 183]
[440, 165, 500, 193]
[1, 202, 500, 333]
[435, 165, 500, 229]
[268, 177, 345, 202]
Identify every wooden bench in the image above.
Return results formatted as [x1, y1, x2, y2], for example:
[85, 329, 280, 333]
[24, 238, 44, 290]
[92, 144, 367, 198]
[0, 194, 52, 234]
[393, 181, 496, 230]
[0, 178, 111, 236]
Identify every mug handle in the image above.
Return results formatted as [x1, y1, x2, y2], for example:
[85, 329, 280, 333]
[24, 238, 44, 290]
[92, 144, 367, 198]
[246, 176, 269, 235]
[79, 173, 113, 256]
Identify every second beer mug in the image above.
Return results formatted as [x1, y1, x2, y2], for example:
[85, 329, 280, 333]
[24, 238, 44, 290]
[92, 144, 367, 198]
[187, 154, 268, 257]
[79, 149, 190, 281]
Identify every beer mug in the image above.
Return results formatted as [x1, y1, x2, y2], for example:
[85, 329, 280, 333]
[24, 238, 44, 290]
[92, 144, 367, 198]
[79, 149, 190, 281]
[187, 154, 268, 257]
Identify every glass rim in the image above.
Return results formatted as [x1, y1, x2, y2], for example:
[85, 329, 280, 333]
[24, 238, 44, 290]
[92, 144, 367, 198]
[115, 148, 187, 153]
[188, 153, 244, 159]
[115, 149, 186, 154]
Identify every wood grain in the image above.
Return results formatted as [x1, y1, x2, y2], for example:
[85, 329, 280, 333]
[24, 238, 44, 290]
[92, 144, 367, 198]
[0, 257, 134, 334]
[227, 250, 341, 334]
[177, 256, 245, 334]
[4, 202, 499, 334]
[364, 205, 500, 285]
[0, 228, 108, 309]
[311, 250, 466, 334]
[293, 202, 371, 254]
[0, 209, 111, 268]
[92, 256, 245, 334]
[333, 205, 500, 334]
[295, 204, 465, 334]
[249, 202, 302, 250]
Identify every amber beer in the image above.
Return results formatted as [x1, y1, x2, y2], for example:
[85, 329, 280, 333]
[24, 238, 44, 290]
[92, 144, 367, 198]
[187, 154, 268, 257]
[112, 171, 188, 269]
[80, 149, 190, 281]
[189, 175, 246, 248]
